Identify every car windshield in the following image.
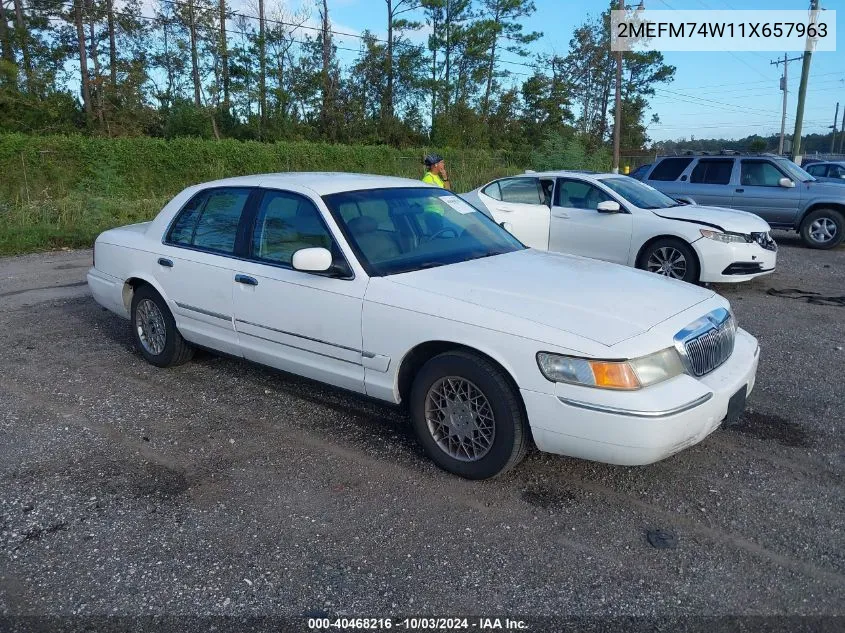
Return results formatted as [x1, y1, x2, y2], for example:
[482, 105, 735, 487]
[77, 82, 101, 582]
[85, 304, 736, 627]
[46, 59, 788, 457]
[322, 187, 524, 276]
[598, 176, 680, 209]
[775, 158, 816, 182]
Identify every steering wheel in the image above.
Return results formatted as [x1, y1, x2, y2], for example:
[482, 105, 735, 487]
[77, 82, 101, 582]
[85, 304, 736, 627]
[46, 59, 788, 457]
[424, 227, 459, 242]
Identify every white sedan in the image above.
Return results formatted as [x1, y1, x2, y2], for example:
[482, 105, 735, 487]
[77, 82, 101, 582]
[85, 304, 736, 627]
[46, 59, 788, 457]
[88, 173, 760, 479]
[464, 171, 778, 284]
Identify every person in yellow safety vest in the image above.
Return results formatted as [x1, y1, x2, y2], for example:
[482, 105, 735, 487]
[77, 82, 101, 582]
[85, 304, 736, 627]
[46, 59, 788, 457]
[422, 153, 451, 190]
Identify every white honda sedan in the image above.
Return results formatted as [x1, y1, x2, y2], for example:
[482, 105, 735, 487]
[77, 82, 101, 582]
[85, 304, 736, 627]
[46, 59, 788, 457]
[88, 173, 760, 479]
[464, 171, 778, 284]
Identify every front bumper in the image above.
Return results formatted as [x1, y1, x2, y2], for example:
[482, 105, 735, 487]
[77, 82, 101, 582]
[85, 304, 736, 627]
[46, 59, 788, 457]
[522, 328, 759, 466]
[694, 238, 777, 283]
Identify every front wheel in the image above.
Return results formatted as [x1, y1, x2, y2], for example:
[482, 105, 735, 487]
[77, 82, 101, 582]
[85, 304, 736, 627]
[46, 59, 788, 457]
[800, 209, 844, 249]
[409, 351, 528, 479]
[130, 284, 194, 367]
[638, 238, 700, 284]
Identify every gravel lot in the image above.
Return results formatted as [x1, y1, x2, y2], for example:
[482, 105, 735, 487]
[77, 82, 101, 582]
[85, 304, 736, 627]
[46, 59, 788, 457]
[0, 233, 843, 630]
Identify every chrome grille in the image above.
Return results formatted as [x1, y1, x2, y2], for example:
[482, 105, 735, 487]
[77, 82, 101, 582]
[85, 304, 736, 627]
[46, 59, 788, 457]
[674, 309, 736, 377]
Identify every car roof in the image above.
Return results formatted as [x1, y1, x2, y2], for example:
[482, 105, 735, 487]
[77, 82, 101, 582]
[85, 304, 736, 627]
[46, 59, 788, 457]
[519, 170, 628, 183]
[186, 172, 436, 196]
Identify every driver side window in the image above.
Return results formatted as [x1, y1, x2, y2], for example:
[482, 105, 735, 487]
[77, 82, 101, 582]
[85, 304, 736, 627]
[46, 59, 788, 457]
[555, 179, 611, 210]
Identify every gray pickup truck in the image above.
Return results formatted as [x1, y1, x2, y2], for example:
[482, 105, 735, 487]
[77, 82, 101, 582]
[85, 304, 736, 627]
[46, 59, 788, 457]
[632, 153, 845, 249]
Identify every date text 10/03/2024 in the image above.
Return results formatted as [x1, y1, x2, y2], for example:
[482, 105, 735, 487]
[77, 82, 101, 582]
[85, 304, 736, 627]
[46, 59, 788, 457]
[307, 617, 529, 630]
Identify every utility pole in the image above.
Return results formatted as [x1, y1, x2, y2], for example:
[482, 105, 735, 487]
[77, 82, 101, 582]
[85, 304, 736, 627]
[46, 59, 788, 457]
[612, 0, 624, 174]
[839, 106, 845, 153]
[830, 102, 839, 153]
[792, 0, 820, 164]
[770, 53, 803, 155]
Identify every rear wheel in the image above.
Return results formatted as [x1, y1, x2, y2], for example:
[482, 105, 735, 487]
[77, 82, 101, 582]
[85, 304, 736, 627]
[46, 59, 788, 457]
[409, 351, 528, 479]
[638, 238, 700, 284]
[130, 284, 194, 367]
[799, 209, 844, 249]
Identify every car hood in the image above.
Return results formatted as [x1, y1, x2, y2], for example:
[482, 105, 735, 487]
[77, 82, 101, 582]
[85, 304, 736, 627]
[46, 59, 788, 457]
[651, 205, 771, 232]
[387, 249, 715, 346]
[805, 180, 845, 194]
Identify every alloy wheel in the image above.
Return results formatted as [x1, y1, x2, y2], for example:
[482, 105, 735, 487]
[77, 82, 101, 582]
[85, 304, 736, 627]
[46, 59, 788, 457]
[809, 217, 837, 244]
[136, 298, 167, 356]
[646, 246, 688, 280]
[424, 377, 496, 462]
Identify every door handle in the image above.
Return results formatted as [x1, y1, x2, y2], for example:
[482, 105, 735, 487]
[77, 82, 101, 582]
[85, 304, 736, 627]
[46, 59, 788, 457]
[553, 212, 570, 219]
[735, 188, 745, 193]
[235, 274, 258, 286]
[158, 258, 173, 268]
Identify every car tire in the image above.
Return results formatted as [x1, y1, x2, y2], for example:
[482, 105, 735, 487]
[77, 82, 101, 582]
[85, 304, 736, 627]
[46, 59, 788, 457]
[130, 284, 194, 368]
[409, 350, 528, 479]
[637, 238, 700, 284]
[799, 209, 844, 250]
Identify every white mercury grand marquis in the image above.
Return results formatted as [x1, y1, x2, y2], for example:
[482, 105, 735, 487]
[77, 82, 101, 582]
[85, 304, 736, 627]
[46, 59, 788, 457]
[88, 173, 761, 479]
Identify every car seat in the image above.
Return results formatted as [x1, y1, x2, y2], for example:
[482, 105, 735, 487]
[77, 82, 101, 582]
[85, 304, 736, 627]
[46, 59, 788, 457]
[348, 215, 402, 262]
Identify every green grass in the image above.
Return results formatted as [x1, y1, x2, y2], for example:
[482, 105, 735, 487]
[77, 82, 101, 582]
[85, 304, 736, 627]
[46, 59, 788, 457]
[0, 134, 524, 255]
[0, 196, 169, 256]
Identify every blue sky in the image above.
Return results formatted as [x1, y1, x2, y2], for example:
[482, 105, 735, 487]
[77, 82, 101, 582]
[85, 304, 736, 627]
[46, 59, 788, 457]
[316, 0, 844, 143]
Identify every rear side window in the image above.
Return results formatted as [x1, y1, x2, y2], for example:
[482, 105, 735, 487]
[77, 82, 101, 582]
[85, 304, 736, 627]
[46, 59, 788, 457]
[482, 181, 502, 200]
[167, 188, 252, 254]
[690, 159, 733, 185]
[648, 157, 693, 181]
[740, 160, 786, 187]
[805, 164, 826, 177]
[499, 178, 543, 205]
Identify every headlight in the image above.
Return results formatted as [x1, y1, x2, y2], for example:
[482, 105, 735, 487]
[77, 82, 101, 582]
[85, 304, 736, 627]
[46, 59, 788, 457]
[536, 348, 685, 390]
[699, 229, 750, 244]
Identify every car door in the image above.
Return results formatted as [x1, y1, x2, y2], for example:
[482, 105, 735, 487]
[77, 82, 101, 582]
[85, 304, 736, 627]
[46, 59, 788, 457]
[479, 177, 550, 249]
[231, 188, 367, 394]
[549, 178, 633, 265]
[156, 186, 256, 356]
[732, 159, 802, 225]
[682, 158, 737, 207]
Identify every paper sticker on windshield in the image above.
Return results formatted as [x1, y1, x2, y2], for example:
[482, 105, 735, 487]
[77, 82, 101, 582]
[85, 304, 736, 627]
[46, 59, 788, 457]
[440, 195, 477, 214]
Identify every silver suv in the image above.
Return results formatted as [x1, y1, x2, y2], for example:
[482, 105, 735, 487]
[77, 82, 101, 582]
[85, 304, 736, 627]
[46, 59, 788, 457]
[634, 153, 845, 249]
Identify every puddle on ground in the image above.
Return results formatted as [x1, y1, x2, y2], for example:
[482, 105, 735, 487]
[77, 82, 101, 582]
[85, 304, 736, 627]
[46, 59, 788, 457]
[728, 411, 811, 448]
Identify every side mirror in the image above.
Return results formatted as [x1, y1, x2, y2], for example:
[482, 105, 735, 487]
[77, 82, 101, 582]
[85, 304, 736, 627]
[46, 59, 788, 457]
[596, 200, 621, 213]
[778, 177, 795, 188]
[292, 247, 332, 273]
[499, 221, 514, 233]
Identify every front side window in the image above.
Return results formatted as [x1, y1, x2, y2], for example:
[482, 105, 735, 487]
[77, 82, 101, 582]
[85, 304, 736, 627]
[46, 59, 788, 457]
[649, 157, 693, 181]
[830, 165, 845, 178]
[499, 178, 543, 205]
[555, 179, 611, 210]
[690, 159, 734, 185]
[251, 191, 335, 266]
[322, 188, 523, 276]
[167, 188, 252, 254]
[740, 160, 786, 187]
